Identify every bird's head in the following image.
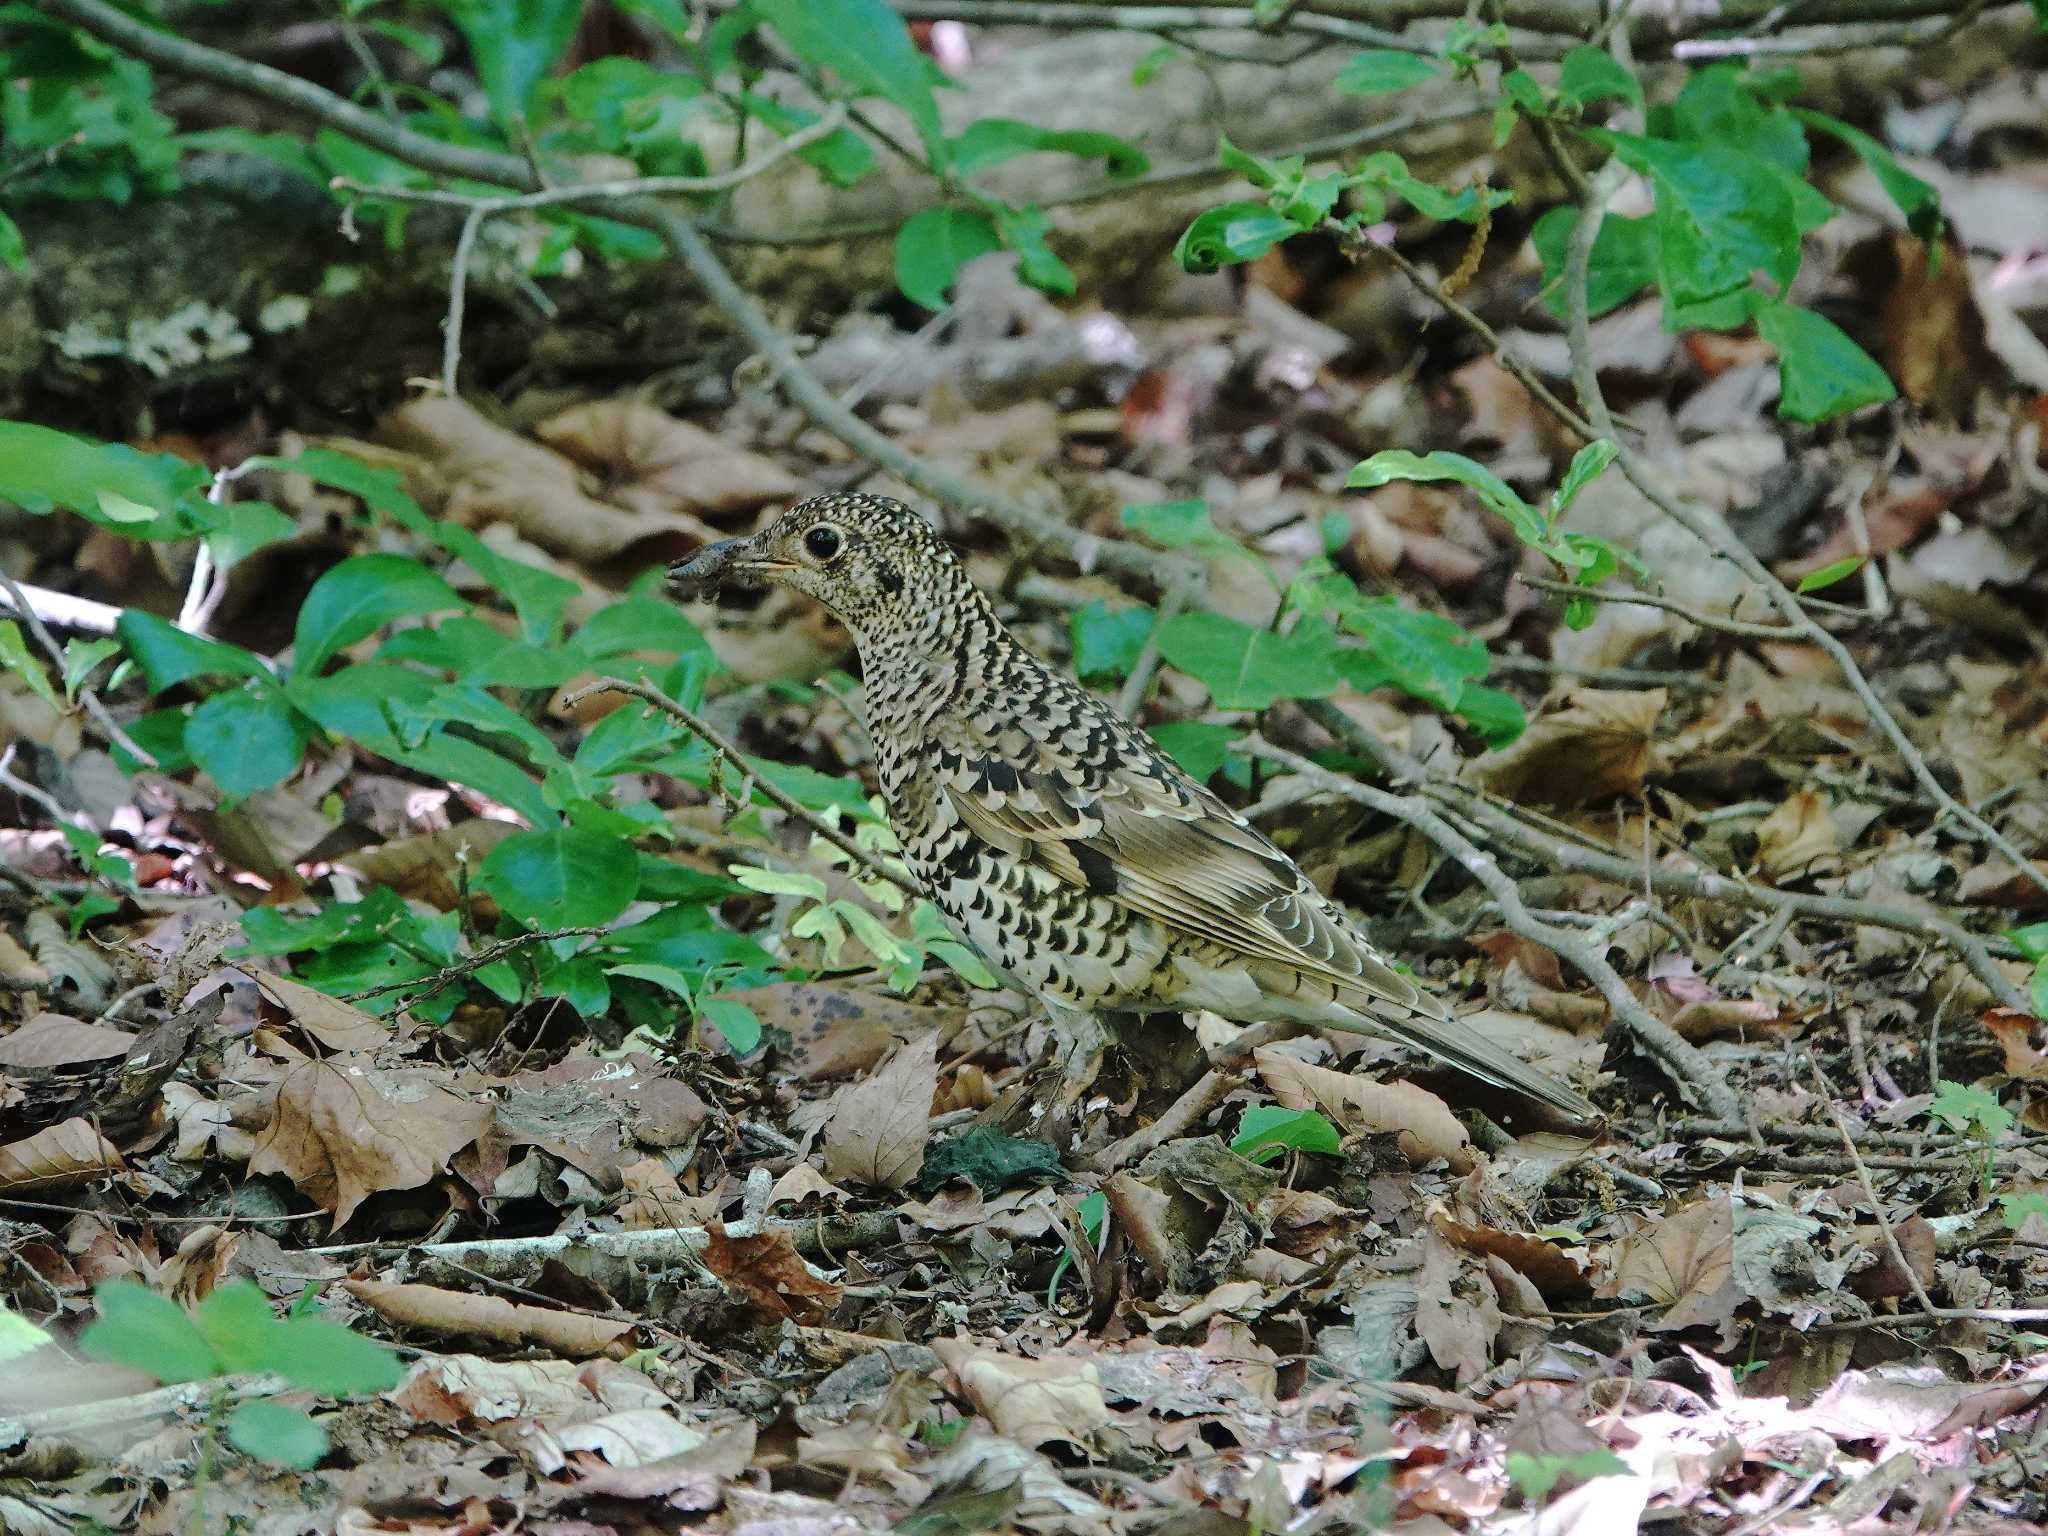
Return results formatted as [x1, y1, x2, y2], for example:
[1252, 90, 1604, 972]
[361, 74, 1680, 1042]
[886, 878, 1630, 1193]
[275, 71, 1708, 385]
[668, 492, 976, 648]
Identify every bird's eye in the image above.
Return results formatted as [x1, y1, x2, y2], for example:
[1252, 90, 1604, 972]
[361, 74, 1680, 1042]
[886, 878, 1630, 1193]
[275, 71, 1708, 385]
[804, 525, 842, 561]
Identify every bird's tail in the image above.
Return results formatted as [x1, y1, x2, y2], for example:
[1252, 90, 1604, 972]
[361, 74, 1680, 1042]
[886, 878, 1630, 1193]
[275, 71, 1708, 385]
[1326, 996, 1602, 1122]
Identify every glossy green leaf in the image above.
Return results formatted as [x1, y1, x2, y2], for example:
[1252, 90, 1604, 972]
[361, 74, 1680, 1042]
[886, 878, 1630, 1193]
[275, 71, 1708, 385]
[699, 996, 764, 1055]
[1334, 50, 1442, 96]
[1796, 108, 1940, 243]
[203, 499, 297, 569]
[1530, 206, 1655, 319]
[1172, 202, 1299, 273]
[1795, 555, 1867, 593]
[0, 622, 59, 711]
[1156, 613, 1343, 710]
[894, 207, 1003, 310]
[1232, 1105, 1341, 1163]
[1070, 601, 1155, 681]
[185, 687, 308, 798]
[293, 555, 463, 676]
[1558, 46, 1641, 108]
[755, 0, 943, 153]
[1348, 449, 1545, 546]
[479, 826, 639, 929]
[0, 211, 25, 274]
[2004, 923, 2048, 962]
[1754, 298, 1896, 422]
[1585, 129, 1800, 307]
[948, 119, 1146, 179]
[0, 420, 206, 530]
[427, 0, 584, 121]
[227, 1400, 327, 1469]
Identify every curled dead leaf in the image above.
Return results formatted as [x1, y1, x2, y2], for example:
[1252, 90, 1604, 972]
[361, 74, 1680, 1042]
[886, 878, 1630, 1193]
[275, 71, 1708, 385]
[1254, 1045, 1476, 1172]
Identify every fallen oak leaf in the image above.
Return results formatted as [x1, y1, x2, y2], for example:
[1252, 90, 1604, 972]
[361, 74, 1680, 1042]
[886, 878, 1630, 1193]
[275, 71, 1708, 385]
[701, 1221, 843, 1324]
[250, 1056, 492, 1227]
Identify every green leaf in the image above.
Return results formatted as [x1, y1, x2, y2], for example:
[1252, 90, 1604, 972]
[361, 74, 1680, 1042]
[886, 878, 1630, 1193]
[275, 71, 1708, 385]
[1232, 1105, 1342, 1163]
[116, 610, 270, 692]
[738, 93, 876, 188]
[947, 119, 1147, 179]
[293, 555, 463, 676]
[78, 1281, 221, 1385]
[1531, 206, 1655, 319]
[2004, 923, 2048, 963]
[993, 204, 1075, 298]
[1070, 601, 1156, 681]
[1558, 47, 1641, 108]
[1795, 555, 1867, 594]
[479, 827, 640, 929]
[1453, 682, 1527, 747]
[893, 208, 1003, 310]
[1145, 721, 1240, 781]
[227, 1400, 328, 1470]
[1551, 439, 1619, 518]
[1501, 67, 1546, 115]
[1793, 110, 1942, 241]
[0, 211, 25, 274]
[184, 688, 308, 798]
[1334, 50, 1442, 96]
[0, 420, 207, 530]
[1172, 202, 1299, 274]
[699, 996, 764, 1056]
[1354, 150, 1511, 224]
[755, 0, 943, 154]
[0, 1307, 51, 1362]
[426, 0, 584, 121]
[2031, 959, 2048, 1023]
[61, 637, 118, 699]
[1119, 499, 1244, 557]
[1753, 298, 1896, 422]
[1506, 1449, 1631, 1503]
[203, 499, 297, 569]
[2002, 1190, 2048, 1230]
[1585, 129, 1800, 308]
[0, 622, 60, 711]
[1348, 450, 1545, 546]
[266, 1316, 404, 1395]
[1156, 613, 1343, 710]
[1927, 1079, 2013, 1141]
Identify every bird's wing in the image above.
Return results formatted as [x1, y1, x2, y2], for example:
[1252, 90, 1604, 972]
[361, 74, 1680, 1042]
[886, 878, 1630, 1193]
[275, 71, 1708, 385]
[931, 709, 1437, 1021]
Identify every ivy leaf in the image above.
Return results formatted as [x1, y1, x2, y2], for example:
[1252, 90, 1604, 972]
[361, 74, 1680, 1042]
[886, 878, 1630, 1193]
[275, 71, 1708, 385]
[1754, 297, 1896, 422]
[1334, 50, 1442, 96]
[1172, 202, 1299, 273]
[1156, 613, 1343, 710]
[480, 827, 640, 930]
[894, 207, 1003, 309]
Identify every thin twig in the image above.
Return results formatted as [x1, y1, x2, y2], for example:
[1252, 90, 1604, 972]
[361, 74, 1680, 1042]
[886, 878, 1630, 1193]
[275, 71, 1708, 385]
[1247, 735, 1742, 1120]
[1812, 1059, 1941, 1316]
[340, 924, 613, 1007]
[1516, 574, 1825, 639]
[1114, 575, 1192, 719]
[562, 677, 915, 894]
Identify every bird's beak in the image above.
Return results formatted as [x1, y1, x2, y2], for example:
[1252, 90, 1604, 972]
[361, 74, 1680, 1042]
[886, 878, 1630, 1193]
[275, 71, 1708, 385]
[667, 534, 792, 599]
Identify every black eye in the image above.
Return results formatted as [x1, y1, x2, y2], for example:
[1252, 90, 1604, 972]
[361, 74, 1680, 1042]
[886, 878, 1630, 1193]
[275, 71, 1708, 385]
[804, 525, 842, 561]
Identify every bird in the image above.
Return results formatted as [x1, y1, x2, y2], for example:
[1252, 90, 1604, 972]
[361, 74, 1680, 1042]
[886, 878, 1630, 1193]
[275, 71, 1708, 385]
[669, 492, 1598, 1122]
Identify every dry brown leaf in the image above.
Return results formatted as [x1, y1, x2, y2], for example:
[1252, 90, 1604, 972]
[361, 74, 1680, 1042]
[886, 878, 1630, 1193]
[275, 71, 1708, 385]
[1878, 233, 1993, 419]
[932, 1339, 1111, 1449]
[389, 1354, 590, 1426]
[1472, 688, 1667, 807]
[701, 1221, 843, 1324]
[0, 1117, 126, 1192]
[0, 929, 50, 987]
[375, 397, 714, 564]
[1984, 1012, 2048, 1081]
[1850, 1214, 1937, 1303]
[725, 982, 962, 1081]
[253, 973, 392, 1054]
[614, 1156, 715, 1231]
[1414, 1229, 1500, 1385]
[1435, 1215, 1595, 1302]
[1254, 1045, 1476, 1172]
[0, 1013, 134, 1069]
[344, 1279, 632, 1356]
[1605, 1197, 1736, 1333]
[249, 1057, 492, 1227]
[823, 1031, 940, 1190]
[768, 1163, 852, 1210]
[338, 820, 523, 914]
[1754, 789, 1839, 881]
[535, 400, 803, 517]
[796, 1420, 922, 1493]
